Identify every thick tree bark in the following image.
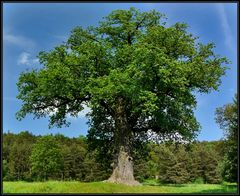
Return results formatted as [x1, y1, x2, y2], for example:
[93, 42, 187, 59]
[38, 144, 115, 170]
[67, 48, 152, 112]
[106, 97, 141, 186]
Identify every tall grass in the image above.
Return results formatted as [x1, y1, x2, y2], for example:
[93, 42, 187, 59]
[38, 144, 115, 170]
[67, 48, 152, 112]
[3, 181, 237, 194]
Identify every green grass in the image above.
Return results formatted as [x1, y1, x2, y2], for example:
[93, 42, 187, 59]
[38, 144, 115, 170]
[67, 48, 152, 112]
[3, 181, 238, 194]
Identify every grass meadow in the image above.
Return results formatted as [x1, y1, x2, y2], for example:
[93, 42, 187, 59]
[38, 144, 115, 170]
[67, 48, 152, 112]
[3, 180, 238, 194]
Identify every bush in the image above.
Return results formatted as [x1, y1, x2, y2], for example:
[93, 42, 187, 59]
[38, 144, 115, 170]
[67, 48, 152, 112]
[3, 174, 15, 181]
[193, 177, 204, 184]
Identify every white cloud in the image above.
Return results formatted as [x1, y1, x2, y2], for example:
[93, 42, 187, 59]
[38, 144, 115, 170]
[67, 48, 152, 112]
[46, 104, 91, 120]
[146, 130, 189, 144]
[17, 52, 39, 66]
[3, 30, 36, 50]
[49, 108, 59, 116]
[18, 52, 30, 65]
[78, 105, 91, 118]
[216, 4, 235, 53]
[67, 104, 91, 120]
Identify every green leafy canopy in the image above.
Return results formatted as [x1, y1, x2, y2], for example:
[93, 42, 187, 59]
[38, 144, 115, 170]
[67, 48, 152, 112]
[16, 8, 229, 141]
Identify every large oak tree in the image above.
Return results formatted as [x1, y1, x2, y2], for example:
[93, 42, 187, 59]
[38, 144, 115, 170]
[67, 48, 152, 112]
[16, 8, 228, 185]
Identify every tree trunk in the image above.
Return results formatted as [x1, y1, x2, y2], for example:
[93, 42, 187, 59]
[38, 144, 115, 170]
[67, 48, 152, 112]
[106, 97, 141, 186]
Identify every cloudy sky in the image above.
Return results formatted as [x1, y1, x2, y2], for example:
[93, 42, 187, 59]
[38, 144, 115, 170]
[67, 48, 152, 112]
[3, 3, 237, 140]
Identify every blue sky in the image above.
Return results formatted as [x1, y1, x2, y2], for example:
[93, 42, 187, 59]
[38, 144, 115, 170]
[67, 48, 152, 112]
[3, 3, 237, 140]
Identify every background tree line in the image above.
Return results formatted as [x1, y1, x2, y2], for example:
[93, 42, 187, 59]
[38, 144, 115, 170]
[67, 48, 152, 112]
[3, 132, 111, 182]
[2, 131, 234, 184]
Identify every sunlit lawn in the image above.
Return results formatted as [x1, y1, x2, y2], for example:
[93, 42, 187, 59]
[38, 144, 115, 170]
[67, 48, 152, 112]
[3, 181, 238, 193]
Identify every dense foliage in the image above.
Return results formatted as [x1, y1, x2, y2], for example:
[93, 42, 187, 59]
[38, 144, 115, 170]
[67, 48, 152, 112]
[3, 131, 111, 182]
[30, 135, 63, 181]
[215, 94, 238, 182]
[3, 131, 230, 184]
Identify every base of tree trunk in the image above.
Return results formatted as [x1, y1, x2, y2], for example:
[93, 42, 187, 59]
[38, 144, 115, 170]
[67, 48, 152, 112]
[106, 148, 141, 186]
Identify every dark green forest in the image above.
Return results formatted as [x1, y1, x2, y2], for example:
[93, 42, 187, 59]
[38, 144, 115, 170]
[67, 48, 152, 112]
[1, 131, 232, 184]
